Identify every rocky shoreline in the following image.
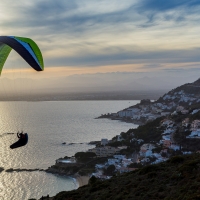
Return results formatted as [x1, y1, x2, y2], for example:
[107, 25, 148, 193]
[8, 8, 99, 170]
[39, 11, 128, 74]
[4, 168, 45, 173]
[96, 114, 144, 125]
[0, 167, 46, 173]
[45, 166, 77, 176]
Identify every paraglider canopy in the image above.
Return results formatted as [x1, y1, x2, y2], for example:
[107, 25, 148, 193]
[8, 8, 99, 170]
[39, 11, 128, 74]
[0, 36, 44, 74]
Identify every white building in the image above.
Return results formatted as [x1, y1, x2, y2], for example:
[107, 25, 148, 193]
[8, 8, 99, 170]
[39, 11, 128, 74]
[140, 143, 155, 151]
[181, 110, 189, 115]
[107, 159, 119, 165]
[140, 149, 153, 157]
[191, 120, 200, 131]
[121, 158, 133, 167]
[161, 112, 171, 116]
[113, 155, 125, 160]
[186, 129, 200, 138]
[176, 106, 184, 112]
[161, 119, 174, 128]
[118, 109, 132, 118]
[192, 109, 200, 115]
[88, 146, 120, 157]
[118, 108, 140, 118]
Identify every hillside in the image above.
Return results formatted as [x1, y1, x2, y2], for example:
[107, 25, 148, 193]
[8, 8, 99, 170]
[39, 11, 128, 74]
[35, 78, 200, 200]
[49, 153, 200, 200]
[105, 78, 200, 125]
[156, 78, 200, 105]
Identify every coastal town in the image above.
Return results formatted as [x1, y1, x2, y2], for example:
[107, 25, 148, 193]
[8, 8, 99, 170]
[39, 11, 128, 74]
[98, 84, 200, 125]
[46, 79, 200, 182]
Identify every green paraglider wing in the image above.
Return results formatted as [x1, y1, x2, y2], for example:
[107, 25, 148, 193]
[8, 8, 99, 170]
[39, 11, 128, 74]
[0, 44, 12, 74]
[0, 36, 44, 75]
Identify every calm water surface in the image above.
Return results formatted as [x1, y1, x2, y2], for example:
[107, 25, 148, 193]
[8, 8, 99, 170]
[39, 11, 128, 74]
[0, 101, 139, 199]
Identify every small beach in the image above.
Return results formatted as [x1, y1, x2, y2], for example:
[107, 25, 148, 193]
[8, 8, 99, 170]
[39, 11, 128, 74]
[75, 175, 90, 187]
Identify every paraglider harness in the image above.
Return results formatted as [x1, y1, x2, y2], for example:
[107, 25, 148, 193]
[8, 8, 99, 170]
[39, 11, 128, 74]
[10, 132, 28, 149]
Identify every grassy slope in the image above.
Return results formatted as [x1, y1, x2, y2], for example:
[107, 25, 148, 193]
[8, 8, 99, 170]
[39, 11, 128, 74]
[52, 153, 200, 200]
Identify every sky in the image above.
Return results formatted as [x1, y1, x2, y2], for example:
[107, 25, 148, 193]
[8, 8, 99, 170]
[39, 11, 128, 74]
[0, 0, 200, 94]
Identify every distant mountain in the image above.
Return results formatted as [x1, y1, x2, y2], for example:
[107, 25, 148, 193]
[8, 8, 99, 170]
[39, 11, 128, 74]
[0, 72, 198, 100]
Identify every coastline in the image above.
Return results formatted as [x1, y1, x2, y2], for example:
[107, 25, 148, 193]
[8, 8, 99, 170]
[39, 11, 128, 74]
[96, 115, 144, 125]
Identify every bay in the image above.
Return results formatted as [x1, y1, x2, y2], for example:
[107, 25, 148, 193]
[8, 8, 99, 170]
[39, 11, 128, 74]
[0, 100, 139, 199]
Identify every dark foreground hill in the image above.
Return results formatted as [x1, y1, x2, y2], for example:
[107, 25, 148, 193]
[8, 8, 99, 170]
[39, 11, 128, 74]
[49, 153, 200, 200]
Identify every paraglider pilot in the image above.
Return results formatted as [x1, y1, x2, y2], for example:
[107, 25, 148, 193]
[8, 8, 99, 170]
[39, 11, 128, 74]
[17, 131, 25, 139]
[10, 131, 28, 149]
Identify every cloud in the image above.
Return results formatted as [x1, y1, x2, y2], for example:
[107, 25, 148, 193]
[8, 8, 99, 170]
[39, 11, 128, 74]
[135, 0, 200, 29]
[44, 47, 200, 68]
[0, 0, 200, 77]
[0, 0, 136, 33]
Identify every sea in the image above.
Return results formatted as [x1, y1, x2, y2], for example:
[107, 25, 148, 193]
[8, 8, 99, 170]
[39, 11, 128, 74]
[0, 100, 139, 200]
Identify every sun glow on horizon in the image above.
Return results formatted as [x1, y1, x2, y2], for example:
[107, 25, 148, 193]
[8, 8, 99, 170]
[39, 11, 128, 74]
[1, 61, 200, 79]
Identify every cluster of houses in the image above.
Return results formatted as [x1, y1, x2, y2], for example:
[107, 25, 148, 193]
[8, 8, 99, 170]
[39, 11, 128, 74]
[89, 109, 200, 179]
[186, 118, 200, 138]
[174, 108, 200, 138]
[55, 88, 200, 179]
[92, 154, 137, 179]
[88, 146, 121, 157]
[53, 114, 200, 180]
[113, 99, 178, 124]
[116, 101, 171, 123]
[106, 89, 200, 124]
[90, 88, 200, 178]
